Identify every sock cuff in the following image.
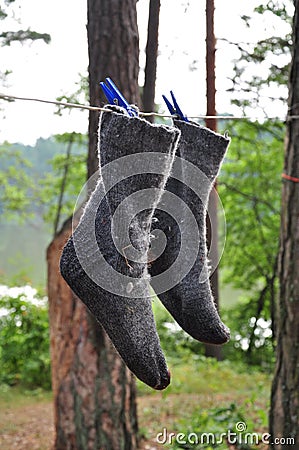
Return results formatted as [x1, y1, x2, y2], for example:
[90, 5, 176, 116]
[174, 119, 230, 181]
[97, 109, 181, 211]
[99, 108, 181, 168]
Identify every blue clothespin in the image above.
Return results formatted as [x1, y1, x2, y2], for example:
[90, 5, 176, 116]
[100, 77, 137, 117]
[162, 91, 188, 122]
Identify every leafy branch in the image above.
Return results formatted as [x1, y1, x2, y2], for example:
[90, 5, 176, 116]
[0, 30, 51, 46]
[219, 181, 280, 215]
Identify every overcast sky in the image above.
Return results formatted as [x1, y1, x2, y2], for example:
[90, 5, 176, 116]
[0, 0, 292, 145]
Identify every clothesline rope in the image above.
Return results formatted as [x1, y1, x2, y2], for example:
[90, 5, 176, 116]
[0, 92, 296, 121]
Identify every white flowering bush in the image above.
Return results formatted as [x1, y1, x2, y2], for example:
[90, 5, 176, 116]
[0, 285, 51, 389]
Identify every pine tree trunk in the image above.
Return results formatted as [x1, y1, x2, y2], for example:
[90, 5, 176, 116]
[269, 1, 299, 447]
[87, 0, 140, 180]
[48, 1, 140, 448]
[48, 219, 138, 449]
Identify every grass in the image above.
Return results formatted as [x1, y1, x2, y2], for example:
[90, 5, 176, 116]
[137, 356, 269, 397]
[0, 384, 52, 407]
[0, 385, 54, 450]
[0, 359, 271, 449]
[137, 357, 271, 448]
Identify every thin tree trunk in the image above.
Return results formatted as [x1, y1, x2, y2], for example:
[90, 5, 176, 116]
[269, 1, 299, 447]
[53, 133, 74, 237]
[205, 0, 216, 134]
[205, 0, 222, 361]
[48, 1, 140, 448]
[142, 0, 160, 122]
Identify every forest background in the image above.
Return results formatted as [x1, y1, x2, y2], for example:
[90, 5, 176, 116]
[0, 1, 297, 449]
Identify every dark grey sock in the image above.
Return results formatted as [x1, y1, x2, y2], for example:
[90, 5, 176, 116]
[60, 108, 180, 389]
[150, 120, 230, 345]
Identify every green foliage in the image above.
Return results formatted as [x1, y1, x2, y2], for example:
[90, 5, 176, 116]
[0, 145, 36, 221]
[218, 119, 283, 365]
[0, 360, 270, 447]
[40, 152, 86, 227]
[0, 0, 15, 21]
[0, 30, 51, 46]
[0, 0, 50, 88]
[0, 222, 50, 287]
[137, 358, 269, 447]
[152, 299, 205, 360]
[221, 304, 275, 371]
[254, 1, 292, 22]
[0, 383, 52, 407]
[0, 136, 87, 283]
[219, 0, 292, 366]
[39, 133, 87, 232]
[0, 134, 87, 228]
[228, 0, 293, 114]
[12, 136, 82, 172]
[55, 74, 89, 115]
[0, 0, 50, 46]
[0, 286, 51, 389]
[169, 401, 267, 449]
[219, 119, 282, 290]
[137, 322, 270, 397]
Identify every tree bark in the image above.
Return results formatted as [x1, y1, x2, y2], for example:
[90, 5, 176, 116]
[48, 217, 138, 450]
[87, 0, 140, 180]
[269, 1, 299, 447]
[142, 0, 160, 122]
[48, 1, 140, 448]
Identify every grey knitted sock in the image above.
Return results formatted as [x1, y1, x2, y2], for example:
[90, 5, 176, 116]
[150, 120, 230, 345]
[60, 108, 180, 389]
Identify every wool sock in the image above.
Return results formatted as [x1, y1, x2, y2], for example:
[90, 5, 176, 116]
[150, 119, 230, 344]
[60, 108, 180, 389]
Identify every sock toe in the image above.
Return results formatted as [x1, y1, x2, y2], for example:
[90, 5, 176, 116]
[186, 318, 230, 345]
[207, 322, 230, 345]
[153, 368, 171, 390]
